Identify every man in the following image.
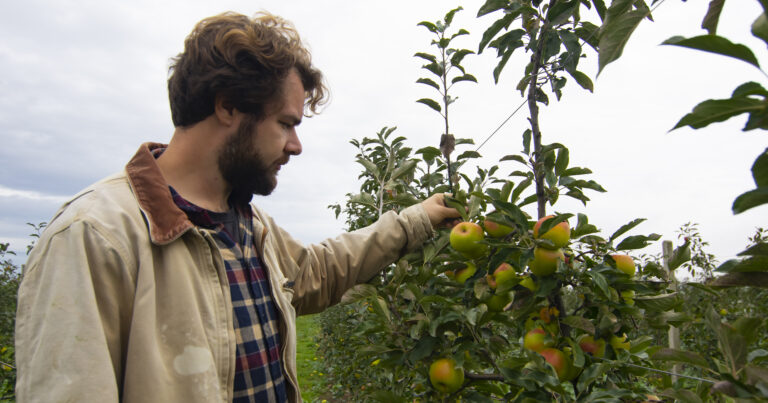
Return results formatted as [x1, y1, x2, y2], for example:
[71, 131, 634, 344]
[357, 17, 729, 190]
[14, 11, 460, 403]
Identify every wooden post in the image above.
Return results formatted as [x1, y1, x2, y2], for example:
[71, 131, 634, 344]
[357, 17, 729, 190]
[662, 240, 681, 383]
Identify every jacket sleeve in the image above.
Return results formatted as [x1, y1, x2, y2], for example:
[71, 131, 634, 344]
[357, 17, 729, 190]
[15, 219, 135, 403]
[264, 204, 433, 315]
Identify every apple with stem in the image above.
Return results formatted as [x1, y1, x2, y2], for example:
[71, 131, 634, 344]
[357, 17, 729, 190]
[484, 219, 514, 238]
[533, 215, 570, 249]
[429, 357, 464, 393]
[611, 254, 636, 276]
[529, 247, 565, 277]
[577, 334, 606, 358]
[454, 262, 477, 284]
[538, 348, 573, 380]
[523, 327, 553, 352]
[450, 222, 487, 258]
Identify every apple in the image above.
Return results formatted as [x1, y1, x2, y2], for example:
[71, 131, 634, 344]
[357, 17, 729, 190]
[538, 348, 573, 380]
[577, 334, 606, 358]
[486, 293, 511, 312]
[450, 222, 487, 258]
[529, 247, 565, 277]
[429, 357, 464, 393]
[620, 290, 635, 306]
[454, 262, 477, 284]
[523, 327, 553, 352]
[492, 262, 516, 289]
[611, 254, 636, 276]
[484, 219, 514, 238]
[533, 215, 570, 249]
[610, 333, 631, 351]
[720, 308, 728, 315]
[519, 275, 538, 292]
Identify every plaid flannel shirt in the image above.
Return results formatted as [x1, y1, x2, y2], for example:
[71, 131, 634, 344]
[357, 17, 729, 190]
[169, 187, 287, 403]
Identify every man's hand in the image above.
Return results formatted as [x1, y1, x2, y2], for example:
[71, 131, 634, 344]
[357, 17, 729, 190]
[421, 193, 462, 229]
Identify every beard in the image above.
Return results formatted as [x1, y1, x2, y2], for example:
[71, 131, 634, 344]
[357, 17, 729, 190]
[218, 115, 277, 206]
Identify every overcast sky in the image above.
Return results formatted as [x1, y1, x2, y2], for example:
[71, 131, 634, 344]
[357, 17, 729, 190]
[1, 0, 765, 273]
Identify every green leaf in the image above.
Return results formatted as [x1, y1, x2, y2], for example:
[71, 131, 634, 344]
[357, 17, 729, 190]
[732, 187, 768, 214]
[592, 0, 607, 21]
[572, 213, 600, 238]
[668, 240, 692, 271]
[444, 6, 463, 26]
[416, 98, 442, 113]
[733, 81, 768, 98]
[651, 348, 711, 369]
[597, 9, 647, 75]
[738, 241, 768, 257]
[413, 52, 437, 63]
[751, 148, 768, 187]
[457, 151, 482, 160]
[422, 61, 444, 77]
[555, 147, 569, 176]
[662, 35, 761, 69]
[716, 256, 768, 273]
[635, 293, 678, 312]
[500, 154, 528, 165]
[563, 167, 592, 176]
[546, 0, 579, 26]
[575, 21, 600, 50]
[701, 0, 725, 35]
[478, 13, 515, 53]
[450, 49, 474, 66]
[659, 388, 704, 403]
[417, 21, 438, 33]
[511, 177, 533, 203]
[389, 160, 417, 182]
[416, 77, 440, 90]
[562, 316, 595, 335]
[590, 271, 611, 300]
[752, 13, 768, 46]
[672, 97, 766, 131]
[567, 69, 594, 92]
[523, 129, 532, 155]
[340, 283, 378, 304]
[451, 74, 478, 84]
[416, 146, 442, 163]
[357, 157, 381, 180]
[616, 233, 661, 250]
[709, 271, 768, 287]
[477, 0, 511, 17]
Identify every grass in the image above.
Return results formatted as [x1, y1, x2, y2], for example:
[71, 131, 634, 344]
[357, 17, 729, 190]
[295, 314, 325, 402]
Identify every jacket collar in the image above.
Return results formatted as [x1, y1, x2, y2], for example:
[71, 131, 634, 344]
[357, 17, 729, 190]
[125, 142, 195, 245]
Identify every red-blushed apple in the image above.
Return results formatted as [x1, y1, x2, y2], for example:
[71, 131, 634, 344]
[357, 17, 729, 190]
[529, 247, 565, 277]
[454, 262, 477, 284]
[577, 334, 606, 358]
[484, 219, 514, 238]
[450, 222, 487, 258]
[533, 215, 570, 249]
[538, 348, 573, 380]
[492, 262, 516, 289]
[523, 327, 553, 352]
[429, 357, 464, 393]
[611, 254, 636, 276]
[486, 292, 511, 312]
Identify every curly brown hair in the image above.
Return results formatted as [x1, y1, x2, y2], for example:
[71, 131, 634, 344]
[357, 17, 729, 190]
[168, 11, 327, 127]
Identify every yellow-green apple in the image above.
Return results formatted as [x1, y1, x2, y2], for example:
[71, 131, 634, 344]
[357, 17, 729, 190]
[450, 222, 487, 258]
[519, 275, 538, 292]
[484, 219, 514, 238]
[486, 293, 511, 312]
[523, 327, 553, 352]
[454, 262, 477, 284]
[491, 262, 516, 289]
[429, 357, 464, 393]
[720, 308, 728, 315]
[533, 215, 570, 249]
[611, 254, 636, 276]
[538, 348, 573, 380]
[577, 334, 606, 358]
[610, 333, 631, 351]
[620, 290, 635, 306]
[529, 247, 565, 277]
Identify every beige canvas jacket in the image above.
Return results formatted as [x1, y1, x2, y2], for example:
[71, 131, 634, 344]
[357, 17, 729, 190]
[15, 142, 434, 402]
